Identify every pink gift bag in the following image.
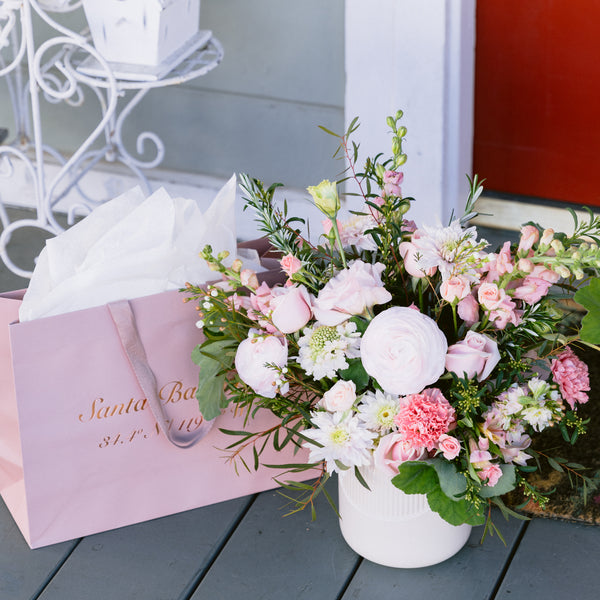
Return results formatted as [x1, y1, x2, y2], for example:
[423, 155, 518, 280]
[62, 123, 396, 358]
[0, 287, 309, 548]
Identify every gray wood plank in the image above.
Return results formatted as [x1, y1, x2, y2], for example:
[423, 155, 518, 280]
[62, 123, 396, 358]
[495, 518, 600, 600]
[341, 512, 525, 600]
[190, 482, 360, 600]
[36, 496, 254, 600]
[0, 498, 78, 600]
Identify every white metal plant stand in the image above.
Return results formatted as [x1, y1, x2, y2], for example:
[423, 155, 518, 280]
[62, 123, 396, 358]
[0, 0, 223, 277]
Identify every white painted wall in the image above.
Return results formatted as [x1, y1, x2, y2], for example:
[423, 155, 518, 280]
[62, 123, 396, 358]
[344, 0, 476, 227]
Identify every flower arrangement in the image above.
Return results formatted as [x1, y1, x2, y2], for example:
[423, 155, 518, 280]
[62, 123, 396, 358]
[184, 111, 600, 535]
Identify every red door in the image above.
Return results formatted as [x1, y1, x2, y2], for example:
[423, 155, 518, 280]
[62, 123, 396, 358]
[473, 1, 600, 206]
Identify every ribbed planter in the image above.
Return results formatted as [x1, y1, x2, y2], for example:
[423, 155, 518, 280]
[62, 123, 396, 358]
[338, 465, 472, 568]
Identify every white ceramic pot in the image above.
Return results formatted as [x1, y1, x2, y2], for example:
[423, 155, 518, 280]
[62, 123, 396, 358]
[81, 0, 201, 66]
[338, 465, 472, 568]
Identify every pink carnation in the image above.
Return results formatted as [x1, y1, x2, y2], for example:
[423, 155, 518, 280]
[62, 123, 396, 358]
[393, 388, 455, 452]
[551, 347, 590, 409]
[280, 253, 303, 277]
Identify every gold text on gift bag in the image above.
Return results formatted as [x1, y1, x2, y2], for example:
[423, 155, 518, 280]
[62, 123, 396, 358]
[77, 380, 205, 449]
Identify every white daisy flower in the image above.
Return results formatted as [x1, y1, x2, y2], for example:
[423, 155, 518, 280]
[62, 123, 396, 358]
[302, 411, 376, 474]
[356, 390, 400, 433]
[297, 321, 361, 380]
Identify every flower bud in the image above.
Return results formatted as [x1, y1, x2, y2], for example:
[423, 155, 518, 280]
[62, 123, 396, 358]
[554, 265, 571, 279]
[517, 258, 534, 273]
[551, 239, 565, 254]
[539, 228, 554, 249]
[307, 179, 340, 218]
[231, 259, 243, 272]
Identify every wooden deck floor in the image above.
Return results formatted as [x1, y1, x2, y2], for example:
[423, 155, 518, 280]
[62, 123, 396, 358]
[2, 482, 600, 600]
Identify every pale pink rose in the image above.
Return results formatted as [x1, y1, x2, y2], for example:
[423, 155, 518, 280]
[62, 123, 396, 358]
[512, 276, 553, 304]
[530, 264, 560, 284]
[394, 388, 455, 451]
[313, 260, 392, 326]
[374, 432, 427, 475]
[360, 307, 448, 396]
[280, 253, 303, 277]
[437, 434, 461, 460]
[440, 275, 471, 303]
[551, 347, 590, 409]
[477, 282, 503, 310]
[457, 294, 479, 326]
[234, 334, 288, 398]
[270, 285, 313, 334]
[477, 464, 503, 487]
[495, 241, 514, 275]
[445, 331, 501, 381]
[518, 225, 540, 253]
[398, 241, 437, 278]
[320, 380, 357, 412]
[382, 170, 403, 197]
[240, 269, 259, 289]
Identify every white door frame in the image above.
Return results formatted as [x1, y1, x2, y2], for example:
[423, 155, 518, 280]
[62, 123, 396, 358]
[344, 0, 476, 227]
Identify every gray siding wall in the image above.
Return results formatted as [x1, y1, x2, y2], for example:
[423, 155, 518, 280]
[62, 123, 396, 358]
[0, 0, 345, 189]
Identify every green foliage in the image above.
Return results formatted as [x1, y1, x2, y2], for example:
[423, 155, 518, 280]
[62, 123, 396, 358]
[574, 278, 600, 344]
[392, 461, 485, 526]
[191, 339, 237, 420]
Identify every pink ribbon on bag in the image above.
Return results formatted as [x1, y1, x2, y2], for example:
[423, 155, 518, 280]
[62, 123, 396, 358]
[108, 299, 214, 448]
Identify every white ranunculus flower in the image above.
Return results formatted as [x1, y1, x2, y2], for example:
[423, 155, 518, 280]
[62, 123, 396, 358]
[360, 306, 448, 396]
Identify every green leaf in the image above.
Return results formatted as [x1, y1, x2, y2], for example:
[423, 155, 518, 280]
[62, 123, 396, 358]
[574, 278, 600, 343]
[478, 464, 517, 498]
[391, 461, 439, 495]
[426, 487, 485, 526]
[193, 339, 237, 420]
[338, 358, 370, 391]
[428, 458, 468, 499]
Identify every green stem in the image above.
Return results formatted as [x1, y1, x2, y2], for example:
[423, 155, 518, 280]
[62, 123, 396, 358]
[330, 219, 348, 269]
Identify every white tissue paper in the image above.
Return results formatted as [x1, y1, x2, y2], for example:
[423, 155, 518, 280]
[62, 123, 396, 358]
[19, 174, 247, 322]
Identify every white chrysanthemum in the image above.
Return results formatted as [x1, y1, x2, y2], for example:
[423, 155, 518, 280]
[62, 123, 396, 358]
[302, 411, 376, 474]
[412, 220, 485, 280]
[356, 390, 400, 433]
[521, 404, 554, 432]
[297, 321, 361, 380]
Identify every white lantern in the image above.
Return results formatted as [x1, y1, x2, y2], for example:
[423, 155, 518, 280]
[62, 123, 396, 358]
[82, 0, 201, 67]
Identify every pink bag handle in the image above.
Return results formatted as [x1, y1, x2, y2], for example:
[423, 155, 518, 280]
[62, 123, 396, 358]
[108, 299, 214, 449]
